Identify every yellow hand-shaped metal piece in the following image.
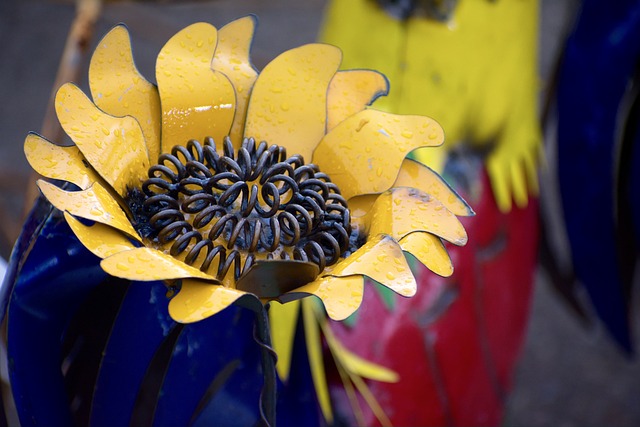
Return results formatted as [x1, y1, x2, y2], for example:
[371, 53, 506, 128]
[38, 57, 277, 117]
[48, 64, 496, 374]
[320, 0, 542, 211]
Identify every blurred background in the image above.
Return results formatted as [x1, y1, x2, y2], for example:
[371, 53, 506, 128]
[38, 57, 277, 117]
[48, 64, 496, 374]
[1, 0, 639, 425]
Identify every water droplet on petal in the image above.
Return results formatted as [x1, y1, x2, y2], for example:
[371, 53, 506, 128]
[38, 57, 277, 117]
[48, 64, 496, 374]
[116, 262, 130, 271]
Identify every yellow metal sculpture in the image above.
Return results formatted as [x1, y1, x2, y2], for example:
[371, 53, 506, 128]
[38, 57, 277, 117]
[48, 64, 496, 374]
[320, 0, 542, 212]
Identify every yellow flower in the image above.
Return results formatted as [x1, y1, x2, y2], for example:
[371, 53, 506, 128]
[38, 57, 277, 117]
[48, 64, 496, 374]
[25, 17, 472, 325]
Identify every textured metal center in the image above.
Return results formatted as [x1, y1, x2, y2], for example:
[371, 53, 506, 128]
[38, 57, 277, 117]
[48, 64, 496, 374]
[127, 136, 353, 282]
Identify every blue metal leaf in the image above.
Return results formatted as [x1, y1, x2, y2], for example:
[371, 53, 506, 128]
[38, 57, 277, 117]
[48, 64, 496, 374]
[556, 0, 640, 351]
[154, 306, 262, 427]
[5, 201, 106, 426]
[89, 281, 176, 427]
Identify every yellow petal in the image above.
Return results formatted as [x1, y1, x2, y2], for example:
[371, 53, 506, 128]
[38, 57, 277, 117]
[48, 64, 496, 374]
[394, 158, 474, 216]
[101, 247, 215, 282]
[89, 24, 162, 162]
[334, 342, 399, 383]
[282, 275, 364, 321]
[329, 234, 416, 298]
[156, 22, 235, 153]
[268, 299, 300, 381]
[37, 180, 139, 239]
[54, 83, 150, 196]
[312, 109, 444, 200]
[169, 279, 246, 323]
[347, 157, 474, 218]
[367, 187, 468, 246]
[24, 133, 102, 190]
[320, 320, 398, 383]
[211, 16, 259, 149]
[348, 194, 379, 218]
[410, 145, 448, 177]
[399, 231, 453, 277]
[64, 212, 136, 259]
[302, 299, 333, 423]
[327, 69, 389, 130]
[244, 44, 342, 162]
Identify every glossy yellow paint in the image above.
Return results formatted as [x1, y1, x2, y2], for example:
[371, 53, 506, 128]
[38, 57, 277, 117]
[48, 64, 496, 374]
[156, 22, 235, 153]
[326, 70, 389, 130]
[64, 212, 136, 259]
[346, 157, 474, 218]
[24, 133, 101, 190]
[244, 44, 342, 163]
[268, 299, 300, 381]
[101, 247, 215, 282]
[169, 279, 247, 323]
[312, 109, 444, 200]
[395, 158, 474, 216]
[302, 299, 333, 423]
[400, 231, 453, 277]
[37, 180, 139, 239]
[89, 24, 162, 162]
[54, 83, 150, 197]
[348, 194, 380, 218]
[367, 187, 467, 246]
[326, 234, 416, 298]
[320, 0, 541, 212]
[282, 274, 364, 321]
[211, 16, 259, 149]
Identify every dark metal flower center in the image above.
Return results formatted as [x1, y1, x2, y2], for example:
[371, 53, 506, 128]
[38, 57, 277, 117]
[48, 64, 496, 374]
[126, 136, 354, 283]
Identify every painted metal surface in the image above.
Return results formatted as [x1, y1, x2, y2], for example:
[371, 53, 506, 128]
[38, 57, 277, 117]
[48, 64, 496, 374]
[317, 2, 541, 422]
[1, 198, 321, 426]
[8, 16, 476, 425]
[320, 0, 541, 212]
[328, 167, 538, 426]
[556, 0, 640, 352]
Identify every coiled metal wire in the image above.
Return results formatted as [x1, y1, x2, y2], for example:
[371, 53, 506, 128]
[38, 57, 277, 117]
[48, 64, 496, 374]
[128, 136, 351, 282]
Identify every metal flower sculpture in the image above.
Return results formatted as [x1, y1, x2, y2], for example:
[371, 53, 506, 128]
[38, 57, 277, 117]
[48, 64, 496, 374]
[12, 16, 471, 425]
[26, 17, 469, 325]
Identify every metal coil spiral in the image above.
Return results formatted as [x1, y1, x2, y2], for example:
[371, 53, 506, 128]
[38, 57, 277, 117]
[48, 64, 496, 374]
[127, 136, 352, 282]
